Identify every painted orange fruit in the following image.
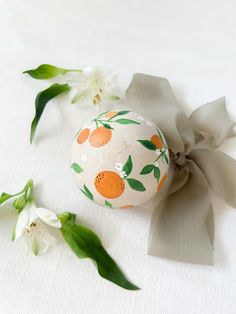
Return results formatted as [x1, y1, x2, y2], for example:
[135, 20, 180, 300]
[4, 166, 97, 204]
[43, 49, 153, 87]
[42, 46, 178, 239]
[120, 205, 134, 209]
[95, 171, 125, 199]
[105, 111, 117, 118]
[89, 126, 112, 147]
[157, 174, 167, 192]
[77, 128, 90, 144]
[151, 134, 163, 149]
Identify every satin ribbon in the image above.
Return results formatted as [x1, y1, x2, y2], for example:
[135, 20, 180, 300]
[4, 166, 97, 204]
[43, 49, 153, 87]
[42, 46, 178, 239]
[125, 73, 236, 265]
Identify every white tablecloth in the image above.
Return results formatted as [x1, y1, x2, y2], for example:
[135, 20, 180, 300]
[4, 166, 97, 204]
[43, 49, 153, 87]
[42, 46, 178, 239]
[1, 0, 236, 313]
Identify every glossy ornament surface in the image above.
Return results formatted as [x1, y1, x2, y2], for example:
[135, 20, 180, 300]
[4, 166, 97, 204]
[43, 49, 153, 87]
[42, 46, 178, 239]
[71, 110, 169, 208]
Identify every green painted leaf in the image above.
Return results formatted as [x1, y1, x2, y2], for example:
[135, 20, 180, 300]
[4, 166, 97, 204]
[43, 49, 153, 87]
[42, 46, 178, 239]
[30, 83, 71, 143]
[60, 219, 139, 290]
[71, 163, 83, 174]
[102, 123, 114, 130]
[105, 200, 112, 208]
[154, 167, 161, 181]
[163, 153, 169, 165]
[97, 111, 109, 118]
[122, 155, 133, 177]
[126, 178, 146, 192]
[116, 110, 130, 116]
[156, 128, 166, 145]
[80, 185, 93, 200]
[140, 164, 154, 175]
[114, 119, 140, 125]
[137, 140, 156, 150]
[23, 64, 81, 80]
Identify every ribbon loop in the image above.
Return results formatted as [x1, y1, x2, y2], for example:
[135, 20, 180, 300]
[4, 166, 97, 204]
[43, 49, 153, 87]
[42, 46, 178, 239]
[125, 73, 236, 265]
[189, 97, 236, 148]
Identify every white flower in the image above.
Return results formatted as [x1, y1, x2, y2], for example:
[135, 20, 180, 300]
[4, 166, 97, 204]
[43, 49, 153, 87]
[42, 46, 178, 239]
[155, 148, 161, 155]
[119, 171, 127, 178]
[154, 161, 159, 167]
[71, 66, 119, 105]
[115, 162, 123, 172]
[13, 202, 61, 255]
[81, 154, 87, 162]
[137, 116, 144, 121]
[146, 120, 153, 126]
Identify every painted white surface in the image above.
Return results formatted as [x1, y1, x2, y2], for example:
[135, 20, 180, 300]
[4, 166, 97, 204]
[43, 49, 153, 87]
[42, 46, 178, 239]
[0, 0, 236, 313]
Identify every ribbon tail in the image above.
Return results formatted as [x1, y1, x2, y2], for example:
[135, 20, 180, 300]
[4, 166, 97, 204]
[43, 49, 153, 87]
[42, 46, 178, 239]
[189, 97, 236, 148]
[190, 149, 236, 207]
[148, 160, 214, 265]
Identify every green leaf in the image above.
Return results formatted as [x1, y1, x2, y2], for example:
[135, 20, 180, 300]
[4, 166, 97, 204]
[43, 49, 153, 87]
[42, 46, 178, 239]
[101, 123, 114, 130]
[58, 212, 77, 225]
[137, 140, 156, 150]
[30, 83, 71, 143]
[116, 110, 130, 116]
[0, 179, 34, 207]
[60, 220, 139, 290]
[163, 153, 169, 165]
[0, 193, 13, 205]
[80, 185, 93, 200]
[157, 128, 165, 143]
[114, 119, 140, 125]
[105, 200, 112, 208]
[23, 64, 81, 80]
[71, 163, 83, 174]
[154, 167, 161, 181]
[126, 178, 146, 192]
[122, 155, 133, 177]
[140, 164, 154, 175]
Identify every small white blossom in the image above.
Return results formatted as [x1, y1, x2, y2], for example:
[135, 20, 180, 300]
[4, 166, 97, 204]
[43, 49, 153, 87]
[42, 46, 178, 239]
[155, 148, 161, 155]
[137, 116, 144, 121]
[115, 162, 123, 172]
[146, 120, 153, 126]
[154, 161, 159, 167]
[119, 171, 127, 179]
[81, 154, 87, 162]
[13, 202, 61, 255]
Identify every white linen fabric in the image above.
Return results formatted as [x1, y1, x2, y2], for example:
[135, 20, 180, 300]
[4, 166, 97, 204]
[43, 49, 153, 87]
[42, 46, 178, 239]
[1, 0, 236, 313]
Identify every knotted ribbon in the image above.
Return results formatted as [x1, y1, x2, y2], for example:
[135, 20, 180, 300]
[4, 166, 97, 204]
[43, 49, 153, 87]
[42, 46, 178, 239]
[125, 73, 236, 265]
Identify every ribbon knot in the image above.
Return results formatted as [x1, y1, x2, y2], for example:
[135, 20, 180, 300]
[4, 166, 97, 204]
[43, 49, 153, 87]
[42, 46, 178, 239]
[126, 73, 236, 265]
[170, 151, 187, 167]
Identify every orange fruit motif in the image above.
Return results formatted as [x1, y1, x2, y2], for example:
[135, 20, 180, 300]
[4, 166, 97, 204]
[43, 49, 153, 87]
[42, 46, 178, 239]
[89, 126, 112, 147]
[157, 174, 167, 192]
[77, 128, 90, 144]
[151, 134, 163, 149]
[95, 171, 125, 199]
[105, 111, 117, 118]
[120, 205, 134, 209]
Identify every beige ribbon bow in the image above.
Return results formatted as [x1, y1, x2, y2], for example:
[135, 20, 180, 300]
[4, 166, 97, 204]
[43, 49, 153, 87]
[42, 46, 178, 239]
[126, 73, 236, 265]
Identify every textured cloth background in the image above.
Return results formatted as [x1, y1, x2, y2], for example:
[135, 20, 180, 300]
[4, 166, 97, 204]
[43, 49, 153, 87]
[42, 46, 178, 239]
[1, 0, 236, 313]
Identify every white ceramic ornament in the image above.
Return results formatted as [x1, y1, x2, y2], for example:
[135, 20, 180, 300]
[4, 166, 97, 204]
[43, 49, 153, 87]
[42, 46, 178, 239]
[71, 110, 169, 209]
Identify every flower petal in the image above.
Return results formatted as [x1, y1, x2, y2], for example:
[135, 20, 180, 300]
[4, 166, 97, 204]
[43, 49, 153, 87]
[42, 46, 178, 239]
[14, 208, 29, 241]
[36, 208, 61, 228]
[29, 232, 57, 255]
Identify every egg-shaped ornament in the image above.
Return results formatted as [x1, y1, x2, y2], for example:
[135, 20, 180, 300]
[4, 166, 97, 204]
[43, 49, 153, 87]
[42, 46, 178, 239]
[71, 110, 169, 209]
